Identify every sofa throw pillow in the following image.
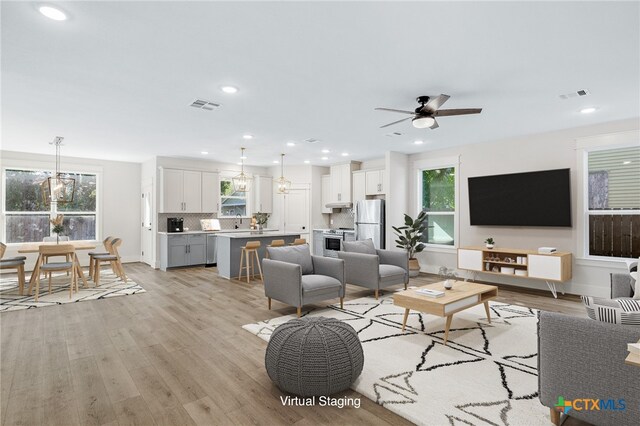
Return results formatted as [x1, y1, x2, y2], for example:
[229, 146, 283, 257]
[267, 244, 314, 275]
[582, 296, 640, 326]
[342, 239, 376, 255]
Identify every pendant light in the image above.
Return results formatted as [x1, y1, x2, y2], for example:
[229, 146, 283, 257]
[40, 137, 76, 205]
[232, 147, 252, 192]
[276, 153, 291, 194]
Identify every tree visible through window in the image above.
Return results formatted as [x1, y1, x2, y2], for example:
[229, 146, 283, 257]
[219, 178, 247, 217]
[4, 169, 98, 243]
[420, 167, 455, 246]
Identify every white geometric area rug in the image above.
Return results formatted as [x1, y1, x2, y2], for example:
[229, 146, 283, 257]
[243, 295, 547, 426]
[0, 270, 145, 312]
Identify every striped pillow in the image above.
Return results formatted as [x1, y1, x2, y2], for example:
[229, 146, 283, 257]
[582, 296, 640, 326]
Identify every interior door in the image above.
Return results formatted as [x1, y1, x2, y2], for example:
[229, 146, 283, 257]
[141, 181, 154, 266]
[284, 188, 309, 240]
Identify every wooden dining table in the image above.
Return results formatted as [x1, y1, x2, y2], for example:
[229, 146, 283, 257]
[18, 241, 96, 290]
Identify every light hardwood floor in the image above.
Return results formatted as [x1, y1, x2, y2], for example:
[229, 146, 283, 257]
[1, 263, 588, 426]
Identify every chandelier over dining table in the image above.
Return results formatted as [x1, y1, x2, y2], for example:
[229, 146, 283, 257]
[40, 136, 76, 205]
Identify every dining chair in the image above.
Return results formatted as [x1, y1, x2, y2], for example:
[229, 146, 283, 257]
[0, 242, 27, 295]
[31, 244, 77, 301]
[89, 236, 113, 280]
[92, 238, 128, 286]
[42, 236, 71, 277]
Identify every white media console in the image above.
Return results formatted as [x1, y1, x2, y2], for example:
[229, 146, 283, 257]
[457, 246, 572, 298]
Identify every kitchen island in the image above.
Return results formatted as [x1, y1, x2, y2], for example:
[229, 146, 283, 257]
[216, 232, 302, 280]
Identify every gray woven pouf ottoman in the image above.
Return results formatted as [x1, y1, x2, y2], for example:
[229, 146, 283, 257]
[265, 317, 364, 397]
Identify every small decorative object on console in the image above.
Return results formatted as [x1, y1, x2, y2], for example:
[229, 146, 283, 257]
[538, 247, 557, 254]
[484, 237, 495, 249]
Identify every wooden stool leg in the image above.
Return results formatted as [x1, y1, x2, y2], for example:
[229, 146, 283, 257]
[268, 297, 271, 310]
[88, 257, 94, 280]
[375, 289, 379, 300]
[246, 251, 251, 284]
[18, 264, 25, 296]
[117, 261, 128, 283]
[340, 297, 343, 309]
[95, 260, 101, 287]
[255, 251, 263, 283]
[238, 249, 245, 281]
[66, 254, 70, 276]
[34, 273, 40, 302]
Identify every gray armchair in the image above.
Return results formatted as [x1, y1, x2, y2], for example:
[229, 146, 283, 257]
[538, 273, 640, 426]
[263, 244, 345, 317]
[337, 239, 409, 299]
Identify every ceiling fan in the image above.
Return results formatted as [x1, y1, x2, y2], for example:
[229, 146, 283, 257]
[375, 95, 482, 129]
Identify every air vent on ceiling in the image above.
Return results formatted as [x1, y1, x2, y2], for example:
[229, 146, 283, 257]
[190, 99, 221, 110]
[385, 131, 403, 137]
[559, 89, 590, 100]
[304, 138, 320, 144]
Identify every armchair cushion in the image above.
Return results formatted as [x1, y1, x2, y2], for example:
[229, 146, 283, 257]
[267, 244, 314, 275]
[611, 273, 637, 299]
[582, 296, 640, 326]
[379, 264, 407, 286]
[301, 275, 342, 297]
[342, 239, 376, 255]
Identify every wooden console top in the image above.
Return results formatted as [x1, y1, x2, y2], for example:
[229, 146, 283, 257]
[462, 246, 571, 257]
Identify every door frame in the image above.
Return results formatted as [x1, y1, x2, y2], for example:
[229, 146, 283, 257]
[141, 178, 154, 266]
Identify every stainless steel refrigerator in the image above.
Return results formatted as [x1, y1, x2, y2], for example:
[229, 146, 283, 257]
[355, 200, 385, 249]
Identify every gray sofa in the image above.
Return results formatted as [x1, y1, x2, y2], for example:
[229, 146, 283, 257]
[538, 273, 640, 426]
[263, 244, 345, 317]
[337, 239, 409, 299]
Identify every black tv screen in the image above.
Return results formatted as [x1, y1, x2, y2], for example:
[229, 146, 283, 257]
[468, 168, 571, 227]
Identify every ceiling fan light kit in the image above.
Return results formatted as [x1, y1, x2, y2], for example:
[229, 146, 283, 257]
[376, 94, 482, 130]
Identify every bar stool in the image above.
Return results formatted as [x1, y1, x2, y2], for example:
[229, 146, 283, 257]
[265, 239, 285, 258]
[238, 241, 263, 283]
[290, 238, 307, 246]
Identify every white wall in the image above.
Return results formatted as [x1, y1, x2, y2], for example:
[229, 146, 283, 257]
[0, 150, 142, 267]
[385, 152, 409, 250]
[407, 118, 639, 297]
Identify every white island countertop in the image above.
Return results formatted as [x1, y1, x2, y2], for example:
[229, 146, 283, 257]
[216, 231, 303, 239]
[158, 229, 279, 235]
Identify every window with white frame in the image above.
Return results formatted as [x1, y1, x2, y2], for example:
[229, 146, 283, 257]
[219, 176, 248, 217]
[418, 165, 456, 246]
[586, 145, 640, 259]
[4, 168, 98, 243]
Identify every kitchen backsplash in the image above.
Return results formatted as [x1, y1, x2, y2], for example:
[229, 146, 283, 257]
[158, 213, 251, 232]
[330, 210, 355, 229]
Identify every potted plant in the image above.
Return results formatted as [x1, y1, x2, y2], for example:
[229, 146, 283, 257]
[393, 211, 428, 278]
[484, 237, 495, 249]
[50, 214, 65, 243]
[253, 212, 270, 234]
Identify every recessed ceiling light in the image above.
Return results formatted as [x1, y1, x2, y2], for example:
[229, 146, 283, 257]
[580, 107, 596, 114]
[221, 86, 238, 94]
[321, 149, 330, 154]
[201, 151, 209, 155]
[39, 5, 67, 21]
[623, 160, 632, 165]
[240, 156, 247, 160]
[414, 140, 424, 145]
[321, 157, 329, 160]
[287, 142, 296, 147]
[242, 134, 253, 140]
[341, 153, 349, 157]
[304, 160, 310, 164]
[273, 160, 279, 164]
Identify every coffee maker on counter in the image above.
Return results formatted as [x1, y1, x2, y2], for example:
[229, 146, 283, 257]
[167, 217, 184, 233]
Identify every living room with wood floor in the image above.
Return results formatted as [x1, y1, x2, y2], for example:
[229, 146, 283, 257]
[1, 2, 639, 426]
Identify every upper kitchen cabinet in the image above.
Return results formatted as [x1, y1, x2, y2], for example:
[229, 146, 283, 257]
[352, 170, 366, 204]
[160, 168, 202, 213]
[254, 175, 273, 213]
[328, 162, 360, 206]
[321, 175, 332, 214]
[202, 172, 220, 213]
[365, 169, 385, 195]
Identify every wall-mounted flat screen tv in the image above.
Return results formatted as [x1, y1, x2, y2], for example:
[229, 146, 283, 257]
[468, 168, 571, 227]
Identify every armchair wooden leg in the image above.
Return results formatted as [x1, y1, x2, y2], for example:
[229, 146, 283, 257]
[268, 297, 271, 310]
[374, 289, 379, 300]
[340, 297, 343, 309]
[404, 283, 407, 290]
[296, 307, 301, 317]
[550, 408, 561, 426]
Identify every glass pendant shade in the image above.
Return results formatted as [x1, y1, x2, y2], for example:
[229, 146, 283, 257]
[276, 153, 291, 194]
[41, 137, 76, 205]
[233, 147, 252, 192]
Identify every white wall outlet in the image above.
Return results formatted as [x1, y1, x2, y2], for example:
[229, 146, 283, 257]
[330, 219, 334, 225]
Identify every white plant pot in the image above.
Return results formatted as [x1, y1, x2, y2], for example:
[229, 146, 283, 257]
[486, 244, 494, 249]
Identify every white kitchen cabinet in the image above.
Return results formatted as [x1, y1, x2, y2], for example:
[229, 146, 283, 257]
[329, 162, 359, 204]
[321, 175, 331, 213]
[201, 172, 220, 213]
[365, 169, 385, 195]
[254, 175, 273, 213]
[352, 171, 366, 204]
[182, 170, 202, 213]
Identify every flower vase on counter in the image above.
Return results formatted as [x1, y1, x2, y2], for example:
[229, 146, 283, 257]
[253, 212, 270, 235]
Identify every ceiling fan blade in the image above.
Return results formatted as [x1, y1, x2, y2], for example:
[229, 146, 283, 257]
[375, 107, 416, 115]
[379, 117, 413, 128]
[434, 108, 482, 116]
[423, 94, 450, 112]
[430, 118, 439, 129]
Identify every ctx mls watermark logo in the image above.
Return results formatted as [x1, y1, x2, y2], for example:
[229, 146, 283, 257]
[554, 396, 626, 414]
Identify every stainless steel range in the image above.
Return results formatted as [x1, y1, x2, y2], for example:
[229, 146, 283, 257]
[322, 228, 356, 258]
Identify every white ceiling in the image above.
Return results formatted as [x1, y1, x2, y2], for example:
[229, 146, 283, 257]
[2, 1, 639, 165]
